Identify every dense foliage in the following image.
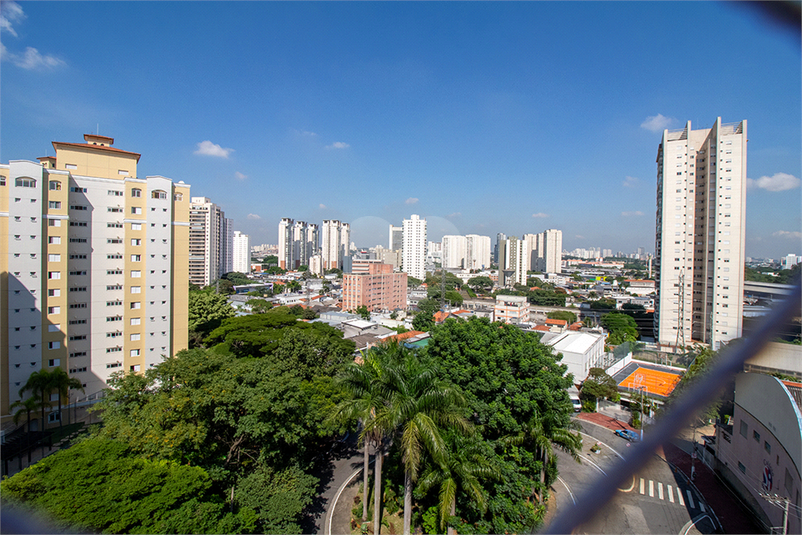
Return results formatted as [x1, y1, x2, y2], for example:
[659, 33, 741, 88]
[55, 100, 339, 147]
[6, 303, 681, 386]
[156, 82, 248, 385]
[600, 312, 639, 345]
[547, 310, 577, 324]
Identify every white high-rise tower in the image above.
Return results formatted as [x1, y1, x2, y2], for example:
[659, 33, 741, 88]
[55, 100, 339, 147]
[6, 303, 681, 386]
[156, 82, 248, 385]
[655, 118, 747, 350]
[402, 214, 427, 281]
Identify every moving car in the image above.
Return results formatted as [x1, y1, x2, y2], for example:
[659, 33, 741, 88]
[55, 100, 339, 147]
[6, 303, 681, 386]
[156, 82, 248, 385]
[615, 429, 641, 442]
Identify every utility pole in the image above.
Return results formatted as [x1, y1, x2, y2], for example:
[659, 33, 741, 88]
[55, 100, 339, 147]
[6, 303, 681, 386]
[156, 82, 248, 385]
[759, 492, 790, 535]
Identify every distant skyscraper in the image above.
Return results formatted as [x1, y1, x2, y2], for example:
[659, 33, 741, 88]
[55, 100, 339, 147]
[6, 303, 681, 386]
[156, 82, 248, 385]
[465, 235, 491, 270]
[189, 197, 232, 286]
[322, 220, 350, 270]
[494, 232, 507, 264]
[402, 214, 427, 280]
[442, 235, 467, 269]
[525, 229, 562, 273]
[389, 225, 403, 252]
[498, 236, 529, 287]
[232, 231, 250, 274]
[278, 218, 294, 270]
[654, 118, 746, 350]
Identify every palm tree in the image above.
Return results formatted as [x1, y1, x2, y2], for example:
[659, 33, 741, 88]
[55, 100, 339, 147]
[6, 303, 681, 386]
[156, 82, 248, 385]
[330, 345, 399, 534]
[417, 433, 499, 535]
[19, 370, 53, 432]
[10, 396, 47, 463]
[49, 368, 84, 427]
[502, 410, 582, 504]
[369, 344, 470, 535]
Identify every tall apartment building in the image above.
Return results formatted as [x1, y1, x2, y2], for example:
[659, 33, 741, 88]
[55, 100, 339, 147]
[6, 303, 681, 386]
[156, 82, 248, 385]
[277, 219, 320, 270]
[232, 231, 250, 274]
[465, 235, 491, 271]
[1, 134, 190, 425]
[402, 214, 427, 281]
[321, 220, 350, 271]
[498, 236, 529, 287]
[525, 229, 562, 273]
[654, 118, 747, 350]
[494, 232, 507, 265]
[442, 235, 467, 269]
[342, 262, 408, 313]
[189, 197, 232, 286]
[389, 225, 403, 252]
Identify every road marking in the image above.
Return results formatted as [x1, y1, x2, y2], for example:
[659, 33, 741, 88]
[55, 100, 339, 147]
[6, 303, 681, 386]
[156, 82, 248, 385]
[581, 454, 607, 476]
[699, 501, 705, 513]
[327, 459, 374, 535]
[619, 475, 636, 493]
[649, 479, 654, 497]
[677, 487, 685, 506]
[639, 478, 645, 494]
[667, 484, 674, 503]
[577, 431, 625, 460]
[658, 482, 664, 500]
[557, 476, 576, 505]
[686, 490, 695, 508]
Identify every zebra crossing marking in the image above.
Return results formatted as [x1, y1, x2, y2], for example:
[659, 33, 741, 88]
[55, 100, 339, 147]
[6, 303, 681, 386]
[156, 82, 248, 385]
[686, 490, 695, 508]
[667, 484, 674, 503]
[658, 482, 663, 500]
[649, 480, 654, 497]
[677, 487, 685, 506]
[639, 478, 645, 494]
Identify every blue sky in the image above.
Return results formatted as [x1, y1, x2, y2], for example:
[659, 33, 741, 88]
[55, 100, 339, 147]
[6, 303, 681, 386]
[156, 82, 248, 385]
[2, 1, 800, 258]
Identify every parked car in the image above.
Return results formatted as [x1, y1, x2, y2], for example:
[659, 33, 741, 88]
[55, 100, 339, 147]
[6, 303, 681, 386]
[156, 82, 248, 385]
[615, 429, 641, 442]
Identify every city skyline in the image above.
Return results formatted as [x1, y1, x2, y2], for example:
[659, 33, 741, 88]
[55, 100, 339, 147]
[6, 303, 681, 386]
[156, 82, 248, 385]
[2, 2, 800, 257]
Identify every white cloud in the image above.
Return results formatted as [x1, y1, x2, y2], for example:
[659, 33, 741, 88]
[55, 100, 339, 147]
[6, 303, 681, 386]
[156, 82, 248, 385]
[531, 212, 549, 218]
[773, 230, 802, 239]
[247, 213, 261, 220]
[575, 235, 585, 239]
[319, 204, 327, 209]
[641, 114, 674, 132]
[326, 141, 350, 149]
[623, 176, 639, 188]
[2, 44, 65, 70]
[1, 2, 25, 37]
[621, 211, 644, 217]
[234, 171, 247, 181]
[448, 212, 461, 218]
[405, 197, 419, 205]
[194, 140, 233, 158]
[747, 173, 800, 192]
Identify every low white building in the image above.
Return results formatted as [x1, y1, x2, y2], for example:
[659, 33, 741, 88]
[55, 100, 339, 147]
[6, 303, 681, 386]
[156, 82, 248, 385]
[493, 295, 530, 324]
[541, 331, 606, 382]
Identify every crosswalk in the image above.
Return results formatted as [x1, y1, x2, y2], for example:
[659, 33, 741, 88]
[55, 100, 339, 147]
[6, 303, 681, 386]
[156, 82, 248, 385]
[636, 478, 706, 512]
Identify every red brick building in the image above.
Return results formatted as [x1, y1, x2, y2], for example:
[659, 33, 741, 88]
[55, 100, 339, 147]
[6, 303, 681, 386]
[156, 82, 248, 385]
[342, 263, 407, 312]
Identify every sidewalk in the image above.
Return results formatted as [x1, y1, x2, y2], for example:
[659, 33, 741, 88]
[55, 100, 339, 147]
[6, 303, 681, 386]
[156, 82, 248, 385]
[577, 411, 637, 432]
[662, 441, 762, 535]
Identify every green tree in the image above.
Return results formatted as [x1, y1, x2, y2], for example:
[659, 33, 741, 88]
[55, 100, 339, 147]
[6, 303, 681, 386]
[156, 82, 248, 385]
[355, 305, 370, 320]
[600, 312, 639, 345]
[9, 396, 46, 433]
[547, 310, 577, 324]
[18, 370, 53, 432]
[466, 276, 494, 293]
[48, 368, 84, 427]
[412, 312, 435, 332]
[188, 289, 236, 347]
[444, 290, 463, 306]
[416, 432, 498, 535]
[285, 280, 302, 293]
[579, 367, 618, 410]
[235, 463, 317, 534]
[369, 344, 470, 535]
[528, 290, 566, 307]
[249, 298, 273, 314]
[222, 272, 253, 286]
[407, 276, 424, 287]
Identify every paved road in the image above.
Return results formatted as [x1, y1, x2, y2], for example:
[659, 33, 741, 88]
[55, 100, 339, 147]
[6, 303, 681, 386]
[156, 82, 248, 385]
[548, 420, 716, 534]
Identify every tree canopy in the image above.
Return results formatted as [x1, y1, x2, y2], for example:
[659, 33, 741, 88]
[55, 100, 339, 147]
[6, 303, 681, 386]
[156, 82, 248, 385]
[547, 310, 577, 324]
[466, 276, 494, 293]
[600, 312, 639, 345]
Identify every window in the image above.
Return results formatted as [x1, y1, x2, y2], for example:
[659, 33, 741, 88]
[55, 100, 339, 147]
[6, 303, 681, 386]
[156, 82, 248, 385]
[70, 205, 87, 211]
[15, 177, 36, 187]
[130, 333, 141, 341]
[131, 254, 141, 262]
[131, 286, 141, 293]
[69, 367, 87, 373]
[48, 254, 61, 262]
[106, 315, 123, 322]
[48, 289, 61, 297]
[65, 163, 77, 170]
[132, 188, 142, 197]
[108, 190, 123, 196]
[108, 222, 123, 228]
[69, 221, 87, 227]
[107, 269, 123, 275]
[48, 412, 61, 423]
[152, 190, 167, 199]
[106, 300, 122, 306]
[764, 441, 771, 453]
[174, 193, 183, 201]
[739, 420, 748, 438]
[69, 254, 87, 259]
[131, 302, 141, 309]
[130, 364, 141, 372]
[48, 236, 61, 244]
[48, 219, 62, 227]
[49, 180, 61, 190]
[131, 238, 141, 246]
[49, 201, 62, 209]
[48, 342, 60, 350]
[107, 238, 123, 244]
[69, 303, 87, 309]
[48, 271, 61, 280]
[130, 349, 141, 357]
[108, 207, 123, 213]
[70, 186, 87, 193]
[131, 223, 142, 230]
[106, 284, 123, 291]
[753, 430, 760, 442]
[70, 351, 87, 358]
[69, 286, 87, 292]
[130, 318, 141, 325]
[69, 238, 87, 243]
[107, 254, 123, 259]
[131, 207, 142, 215]
[69, 319, 87, 325]
[131, 270, 141, 278]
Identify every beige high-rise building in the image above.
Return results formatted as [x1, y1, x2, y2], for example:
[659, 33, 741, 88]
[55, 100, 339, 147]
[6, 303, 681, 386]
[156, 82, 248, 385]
[525, 229, 562, 274]
[465, 234, 491, 271]
[402, 215, 427, 281]
[321, 220, 349, 271]
[188, 197, 231, 287]
[655, 118, 747, 350]
[498, 236, 529, 287]
[1, 134, 190, 427]
[442, 235, 467, 269]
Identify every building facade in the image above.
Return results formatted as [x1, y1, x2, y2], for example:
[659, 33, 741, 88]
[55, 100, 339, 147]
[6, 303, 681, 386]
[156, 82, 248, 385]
[465, 234, 491, 271]
[442, 235, 467, 269]
[232, 231, 250, 274]
[493, 294, 530, 324]
[189, 197, 231, 286]
[498, 236, 529, 287]
[525, 229, 562, 274]
[342, 263, 408, 312]
[402, 214, 427, 281]
[389, 225, 403, 252]
[1, 134, 190, 426]
[654, 118, 747, 349]
[321, 219, 350, 271]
